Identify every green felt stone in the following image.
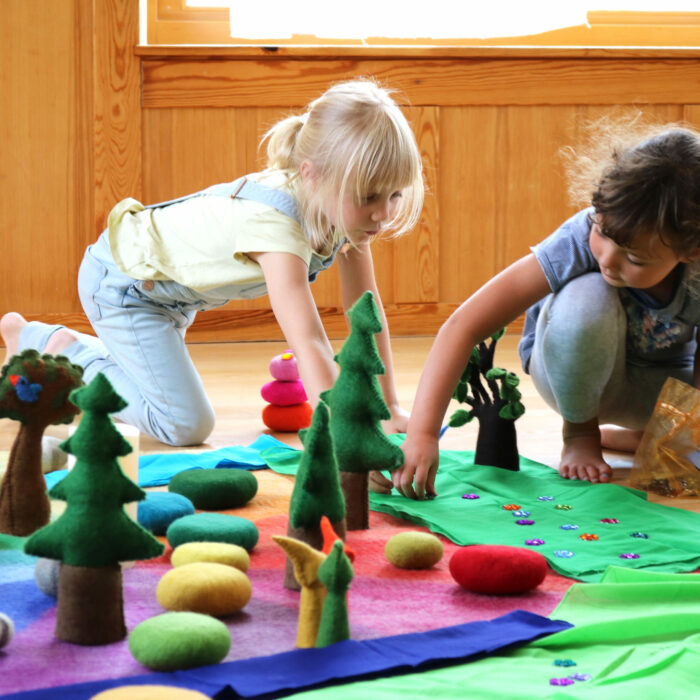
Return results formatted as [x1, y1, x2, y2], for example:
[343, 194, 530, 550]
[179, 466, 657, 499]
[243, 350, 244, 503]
[128, 612, 230, 671]
[166, 512, 259, 552]
[168, 468, 258, 510]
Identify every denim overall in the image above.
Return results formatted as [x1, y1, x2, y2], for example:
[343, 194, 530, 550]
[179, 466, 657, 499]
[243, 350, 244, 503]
[19, 178, 340, 445]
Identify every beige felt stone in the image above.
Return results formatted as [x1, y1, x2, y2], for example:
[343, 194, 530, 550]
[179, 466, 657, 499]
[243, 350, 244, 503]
[171, 541, 250, 572]
[157, 562, 252, 616]
[385, 531, 444, 569]
[90, 686, 210, 699]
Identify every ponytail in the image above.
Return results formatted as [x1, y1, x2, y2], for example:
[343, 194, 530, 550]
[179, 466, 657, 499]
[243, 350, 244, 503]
[262, 115, 307, 170]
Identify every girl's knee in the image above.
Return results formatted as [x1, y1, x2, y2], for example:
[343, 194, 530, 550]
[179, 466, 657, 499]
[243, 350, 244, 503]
[155, 406, 216, 447]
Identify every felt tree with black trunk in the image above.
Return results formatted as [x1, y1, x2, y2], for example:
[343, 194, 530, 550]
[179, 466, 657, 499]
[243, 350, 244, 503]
[285, 399, 346, 590]
[0, 350, 83, 536]
[24, 372, 164, 645]
[449, 329, 525, 471]
[321, 291, 403, 530]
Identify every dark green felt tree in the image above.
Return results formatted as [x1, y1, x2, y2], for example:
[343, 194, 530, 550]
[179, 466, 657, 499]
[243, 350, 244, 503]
[321, 291, 403, 530]
[315, 539, 354, 648]
[0, 350, 83, 535]
[449, 329, 525, 471]
[24, 372, 164, 645]
[284, 399, 346, 590]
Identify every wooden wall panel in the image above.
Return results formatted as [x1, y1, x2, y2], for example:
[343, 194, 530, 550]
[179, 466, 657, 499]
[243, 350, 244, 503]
[3, 17, 700, 345]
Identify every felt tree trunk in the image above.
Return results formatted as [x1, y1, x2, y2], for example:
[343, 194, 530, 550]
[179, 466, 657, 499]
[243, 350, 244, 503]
[285, 400, 346, 591]
[473, 405, 520, 471]
[0, 423, 49, 535]
[24, 373, 163, 644]
[321, 292, 403, 531]
[339, 472, 369, 531]
[0, 350, 83, 535]
[55, 563, 126, 645]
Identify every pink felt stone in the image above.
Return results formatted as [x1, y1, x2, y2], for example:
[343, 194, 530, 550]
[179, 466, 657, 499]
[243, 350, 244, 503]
[261, 379, 307, 406]
[449, 544, 548, 595]
[262, 403, 313, 432]
[269, 352, 300, 381]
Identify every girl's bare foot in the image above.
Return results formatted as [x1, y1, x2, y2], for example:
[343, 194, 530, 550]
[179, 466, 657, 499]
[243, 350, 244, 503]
[558, 418, 612, 484]
[600, 425, 644, 453]
[44, 328, 78, 356]
[1, 312, 28, 366]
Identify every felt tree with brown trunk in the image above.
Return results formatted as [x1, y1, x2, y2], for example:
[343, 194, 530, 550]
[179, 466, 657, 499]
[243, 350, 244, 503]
[285, 399, 346, 590]
[0, 350, 83, 536]
[449, 329, 525, 471]
[24, 373, 164, 645]
[321, 291, 403, 530]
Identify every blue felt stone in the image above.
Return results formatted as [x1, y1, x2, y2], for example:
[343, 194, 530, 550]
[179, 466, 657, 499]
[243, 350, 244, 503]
[166, 512, 259, 552]
[138, 491, 195, 535]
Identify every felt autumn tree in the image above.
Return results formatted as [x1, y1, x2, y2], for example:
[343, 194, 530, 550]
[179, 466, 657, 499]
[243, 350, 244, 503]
[0, 350, 83, 535]
[321, 291, 403, 530]
[24, 373, 164, 645]
[285, 399, 346, 590]
[315, 539, 354, 648]
[449, 329, 525, 471]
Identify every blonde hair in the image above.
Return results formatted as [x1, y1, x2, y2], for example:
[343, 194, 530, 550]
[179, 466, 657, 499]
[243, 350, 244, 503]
[261, 79, 424, 249]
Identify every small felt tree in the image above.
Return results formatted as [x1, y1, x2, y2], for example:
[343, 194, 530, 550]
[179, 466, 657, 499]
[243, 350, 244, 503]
[321, 291, 403, 530]
[315, 539, 353, 648]
[449, 329, 525, 471]
[285, 399, 346, 590]
[0, 350, 83, 535]
[24, 373, 164, 645]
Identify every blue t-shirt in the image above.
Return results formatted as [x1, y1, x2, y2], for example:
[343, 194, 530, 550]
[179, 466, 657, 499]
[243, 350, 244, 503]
[519, 207, 700, 371]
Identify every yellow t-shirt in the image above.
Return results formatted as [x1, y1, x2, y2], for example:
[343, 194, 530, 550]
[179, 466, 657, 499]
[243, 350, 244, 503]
[108, 170, 325, 293]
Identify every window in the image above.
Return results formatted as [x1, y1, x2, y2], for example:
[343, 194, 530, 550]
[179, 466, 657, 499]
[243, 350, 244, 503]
[145, 0, 700, 47]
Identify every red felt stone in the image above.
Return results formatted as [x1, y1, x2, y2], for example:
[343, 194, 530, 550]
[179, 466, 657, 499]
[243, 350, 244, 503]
[262, 402, 313, 432]
[449, 544, 548, 594]
[261, 379, 307, 406]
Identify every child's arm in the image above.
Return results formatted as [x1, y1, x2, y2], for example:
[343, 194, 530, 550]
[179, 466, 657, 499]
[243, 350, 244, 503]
[395, 254, 551, 499]
[336, 242, 408, 433]
[254, 252, 340, 407]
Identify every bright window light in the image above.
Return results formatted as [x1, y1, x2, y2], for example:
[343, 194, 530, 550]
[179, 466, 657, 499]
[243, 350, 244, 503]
[183, 1, 700, 41]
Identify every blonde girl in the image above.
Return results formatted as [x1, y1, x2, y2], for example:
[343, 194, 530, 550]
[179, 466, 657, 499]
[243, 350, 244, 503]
[1, 79, 424, 446]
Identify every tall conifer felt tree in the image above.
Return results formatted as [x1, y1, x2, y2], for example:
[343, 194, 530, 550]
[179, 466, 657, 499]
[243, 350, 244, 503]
[284, 399, 346, 590]
[321, 291, 403, 530]
[25, 372, 163, 644]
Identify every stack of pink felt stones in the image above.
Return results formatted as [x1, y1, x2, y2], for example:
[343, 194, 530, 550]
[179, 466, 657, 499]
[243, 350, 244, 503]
[261, 351, 313, 432]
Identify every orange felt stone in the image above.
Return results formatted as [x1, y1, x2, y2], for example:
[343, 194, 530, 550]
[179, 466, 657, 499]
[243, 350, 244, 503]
[262, 402, 313, 432]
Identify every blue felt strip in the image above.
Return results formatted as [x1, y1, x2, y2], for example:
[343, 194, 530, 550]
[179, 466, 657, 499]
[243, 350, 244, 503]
[2, 610, 571, 700]
[44, 435, 297, 490]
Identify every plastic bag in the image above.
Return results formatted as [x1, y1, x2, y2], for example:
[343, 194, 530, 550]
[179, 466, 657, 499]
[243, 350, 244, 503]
[629, 377, 700, 497]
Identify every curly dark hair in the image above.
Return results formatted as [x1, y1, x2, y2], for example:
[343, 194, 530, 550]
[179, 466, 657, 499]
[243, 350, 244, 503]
[590, 128, 700, 256]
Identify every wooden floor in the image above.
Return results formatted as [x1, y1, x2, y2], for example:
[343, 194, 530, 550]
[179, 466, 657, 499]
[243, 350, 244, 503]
[2, 334, 699, 515]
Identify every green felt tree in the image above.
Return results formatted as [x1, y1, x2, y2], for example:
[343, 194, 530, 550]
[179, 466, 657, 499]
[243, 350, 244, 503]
[0, 350, 83, 536]
[24, 372, 164, 645]
[284, 400, 346, 590]
[449, 329, 525, 471]
[321, 291, 403, 530]
[315, 539, 354, 648]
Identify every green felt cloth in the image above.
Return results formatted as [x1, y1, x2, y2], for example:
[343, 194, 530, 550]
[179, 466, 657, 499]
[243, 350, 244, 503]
[262, 444, 700, 582]
[287, 567, 700, 699]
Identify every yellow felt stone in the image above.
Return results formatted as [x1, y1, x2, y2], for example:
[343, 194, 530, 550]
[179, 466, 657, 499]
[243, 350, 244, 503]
[385, 531, 444, 569]
[90, 687, 210, 699]
[157, 562, 252, 616]
[171, 541, 250, 572]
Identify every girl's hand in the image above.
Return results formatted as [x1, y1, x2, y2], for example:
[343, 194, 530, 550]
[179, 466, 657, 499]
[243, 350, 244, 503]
[393, 432, 439, 500]
[381, 404, 410, 434]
